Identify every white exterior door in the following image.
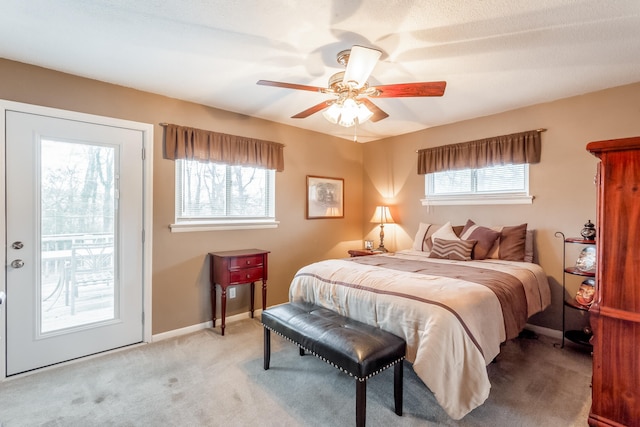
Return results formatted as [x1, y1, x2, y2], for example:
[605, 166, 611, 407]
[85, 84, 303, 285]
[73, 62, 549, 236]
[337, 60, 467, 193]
[3, 105, 152, 376]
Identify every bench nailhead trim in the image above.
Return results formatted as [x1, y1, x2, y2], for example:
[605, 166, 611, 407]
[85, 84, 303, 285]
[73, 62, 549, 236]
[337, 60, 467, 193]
[264, 325, 405, 382]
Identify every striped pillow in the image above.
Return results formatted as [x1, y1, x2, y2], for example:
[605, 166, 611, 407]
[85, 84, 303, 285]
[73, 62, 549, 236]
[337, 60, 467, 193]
[429, 238, 477, 261]
[412, 222, 437, 251]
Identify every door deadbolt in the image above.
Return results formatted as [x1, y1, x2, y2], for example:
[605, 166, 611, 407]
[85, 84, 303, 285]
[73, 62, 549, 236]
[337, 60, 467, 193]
[12, 241, 24, 250]
[11, 259, 25, 268]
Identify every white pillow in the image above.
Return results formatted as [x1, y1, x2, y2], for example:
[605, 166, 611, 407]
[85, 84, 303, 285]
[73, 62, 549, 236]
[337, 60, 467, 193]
[412, 222, 460, 252]
[411, 222, 431, 251]
[431, 222, 460, 241]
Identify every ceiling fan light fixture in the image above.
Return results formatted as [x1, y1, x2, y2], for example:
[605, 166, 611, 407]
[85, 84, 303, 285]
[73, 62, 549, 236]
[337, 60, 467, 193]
[342, 97, 357, 111]
[356, 102, 373, 123]
[322, 103, 341, 124]
[338, 116, 355, 127]
[323, 97, 373, 128]
[339, 98, 358, 127]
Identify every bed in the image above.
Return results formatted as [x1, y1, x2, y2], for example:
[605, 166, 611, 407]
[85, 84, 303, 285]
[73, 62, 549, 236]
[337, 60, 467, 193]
[288, 221, 551, 420]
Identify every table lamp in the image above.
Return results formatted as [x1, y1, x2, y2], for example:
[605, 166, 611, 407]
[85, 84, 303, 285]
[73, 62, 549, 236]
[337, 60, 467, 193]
[370, 206, 394, 252]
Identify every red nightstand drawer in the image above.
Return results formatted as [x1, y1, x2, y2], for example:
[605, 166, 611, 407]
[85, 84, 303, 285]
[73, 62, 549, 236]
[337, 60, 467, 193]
[229, 267, 264, 284]
[229, 255, 264, 269]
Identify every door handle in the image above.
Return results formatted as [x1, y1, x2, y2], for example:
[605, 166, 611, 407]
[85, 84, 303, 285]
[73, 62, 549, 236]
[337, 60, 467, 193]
[11, 259, 25, 268]
[12, 241, 24, 250]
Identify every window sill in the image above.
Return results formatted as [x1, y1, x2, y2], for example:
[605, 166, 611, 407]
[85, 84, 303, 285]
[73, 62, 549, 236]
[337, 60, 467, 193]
[170, 219, 280, 232]
[421, 194, 534, 206]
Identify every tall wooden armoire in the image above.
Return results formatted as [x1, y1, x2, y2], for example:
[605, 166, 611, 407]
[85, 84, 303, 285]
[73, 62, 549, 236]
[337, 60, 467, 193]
[587, 137, 640, 427]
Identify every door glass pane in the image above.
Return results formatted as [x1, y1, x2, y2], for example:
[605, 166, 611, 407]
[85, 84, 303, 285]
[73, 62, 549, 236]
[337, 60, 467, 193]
[40, 139, 116, 333]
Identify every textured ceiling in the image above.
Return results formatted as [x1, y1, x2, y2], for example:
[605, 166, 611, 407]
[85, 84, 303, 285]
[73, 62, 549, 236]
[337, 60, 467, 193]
[1, 0, 639, 142]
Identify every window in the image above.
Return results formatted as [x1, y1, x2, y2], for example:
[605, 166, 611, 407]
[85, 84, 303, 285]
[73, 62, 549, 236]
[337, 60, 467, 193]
[171, 159, 277, 231]
[423, 163, 532, 206]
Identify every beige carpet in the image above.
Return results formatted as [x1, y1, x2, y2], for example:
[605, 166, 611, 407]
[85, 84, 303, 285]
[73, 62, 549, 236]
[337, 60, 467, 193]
[0, 318, 592, 426]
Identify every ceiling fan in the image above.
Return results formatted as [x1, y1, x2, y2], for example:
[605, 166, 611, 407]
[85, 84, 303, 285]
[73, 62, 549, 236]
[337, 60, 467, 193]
[257, 45, 446, 127]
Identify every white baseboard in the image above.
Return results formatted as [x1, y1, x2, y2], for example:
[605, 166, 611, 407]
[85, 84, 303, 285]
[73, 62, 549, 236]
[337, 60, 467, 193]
[152, 312, 560, 343]
[525, 323, 562, 340]
[152, 309, 263, 342]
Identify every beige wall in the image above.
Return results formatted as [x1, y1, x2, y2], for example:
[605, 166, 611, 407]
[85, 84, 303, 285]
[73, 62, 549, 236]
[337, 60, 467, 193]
[0, 59, 364, 334]
[3, 57, 639, 335]
[362, 82, 640, 331]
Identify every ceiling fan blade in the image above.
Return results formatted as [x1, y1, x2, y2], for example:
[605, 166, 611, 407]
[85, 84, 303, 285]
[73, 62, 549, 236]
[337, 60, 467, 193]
[291, 100, 332, 119]
[370, 81, 447, 98]
[359, 98, 389, 122]
[342, 45, 381, 89]
[257, 80, 325, 93]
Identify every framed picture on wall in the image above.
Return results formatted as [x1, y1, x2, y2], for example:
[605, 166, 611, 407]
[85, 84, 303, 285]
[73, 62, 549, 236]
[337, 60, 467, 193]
[306, 175, 344, 219]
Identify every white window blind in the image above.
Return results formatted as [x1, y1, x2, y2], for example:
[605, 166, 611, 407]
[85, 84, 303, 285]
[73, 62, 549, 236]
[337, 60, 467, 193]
[424, 164, 532, 205]
[174, 160, 275, 226]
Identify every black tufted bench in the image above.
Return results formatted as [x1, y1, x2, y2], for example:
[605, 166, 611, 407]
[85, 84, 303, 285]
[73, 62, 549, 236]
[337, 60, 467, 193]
[262, 302, 406, 427]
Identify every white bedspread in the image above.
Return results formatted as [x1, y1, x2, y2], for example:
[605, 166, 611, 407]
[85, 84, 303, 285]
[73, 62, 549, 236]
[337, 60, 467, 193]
[288, 251, 551, 419]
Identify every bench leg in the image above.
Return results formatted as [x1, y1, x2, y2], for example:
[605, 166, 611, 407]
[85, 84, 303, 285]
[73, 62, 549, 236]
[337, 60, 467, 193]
[263, 327, 271, 370]
[356, 379, 366, 427]
[394, 360, 403, 416]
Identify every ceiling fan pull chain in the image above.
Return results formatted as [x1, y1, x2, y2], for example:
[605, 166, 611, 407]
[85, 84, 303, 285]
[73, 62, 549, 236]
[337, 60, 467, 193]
[353, 121, 358, 143]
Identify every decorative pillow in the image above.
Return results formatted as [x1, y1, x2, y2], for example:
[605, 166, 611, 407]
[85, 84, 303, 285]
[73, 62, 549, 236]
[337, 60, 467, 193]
[487, 223, 528, 261]
[460, 219, 501, 260]
[426, 222, 461, 252]
[411, 222, 469, 252]
[412, 223, 435, 251]
[524, 230, 534, 263]
[429, 238, 476, 261]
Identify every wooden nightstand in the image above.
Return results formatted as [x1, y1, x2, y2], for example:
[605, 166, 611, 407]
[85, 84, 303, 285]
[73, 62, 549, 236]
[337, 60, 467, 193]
[348, 249, 382, 257]
[209, 249, 269, 336]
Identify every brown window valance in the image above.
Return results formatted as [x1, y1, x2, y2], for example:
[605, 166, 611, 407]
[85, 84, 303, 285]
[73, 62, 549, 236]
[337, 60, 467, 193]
[417, 129, 542, 175]
[163, 123, 285, 172]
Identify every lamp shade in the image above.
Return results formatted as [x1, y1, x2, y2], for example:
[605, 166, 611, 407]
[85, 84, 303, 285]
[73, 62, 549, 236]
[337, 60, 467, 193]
[337, 98, 357, 127]
[370, 206, 394, 224]
[356, 102, 373, 123]
[322, 103, 341, 124]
